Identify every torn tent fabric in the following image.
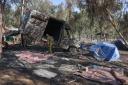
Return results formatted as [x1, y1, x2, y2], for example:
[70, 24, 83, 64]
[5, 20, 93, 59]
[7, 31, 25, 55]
[90, 42, 120, 61]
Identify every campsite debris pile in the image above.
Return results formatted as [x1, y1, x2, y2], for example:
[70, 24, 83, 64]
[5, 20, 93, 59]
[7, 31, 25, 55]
[0, 10, 128, 85]
[16, 51, 53, 64]
[0, 45, 128, 85]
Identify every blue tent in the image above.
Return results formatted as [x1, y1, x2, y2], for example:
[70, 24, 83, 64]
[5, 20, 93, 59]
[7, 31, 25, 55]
[90, 42, 120, 61]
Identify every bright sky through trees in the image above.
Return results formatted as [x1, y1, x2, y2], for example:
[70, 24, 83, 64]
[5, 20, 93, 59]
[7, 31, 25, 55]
[50, 0, 65, 5]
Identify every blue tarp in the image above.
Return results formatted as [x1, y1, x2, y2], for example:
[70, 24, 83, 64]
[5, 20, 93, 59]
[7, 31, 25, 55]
[89, 42, 120, 61]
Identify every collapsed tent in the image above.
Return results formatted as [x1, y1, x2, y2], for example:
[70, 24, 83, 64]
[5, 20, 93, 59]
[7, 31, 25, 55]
[20, 10, 71, 46]
[90, 42, 120, 61]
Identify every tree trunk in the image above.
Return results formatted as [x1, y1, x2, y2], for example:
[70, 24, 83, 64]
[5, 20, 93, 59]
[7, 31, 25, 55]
[2, 0, 6, 30]
[78, 31, 81, 41]
[0, 1, 3, 58]
[21, 0, 25, 47]
[106, 8, 128, 46]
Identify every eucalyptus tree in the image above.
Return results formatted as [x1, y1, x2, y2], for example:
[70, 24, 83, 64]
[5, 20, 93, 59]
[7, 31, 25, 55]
[0, 0, 3, 57]
[28, 0, 53, 14]
[119, 13, 128, 40]
[77, 0, 126, 42]
[65, 0, 79, 21]
[0, 0, 21, 56]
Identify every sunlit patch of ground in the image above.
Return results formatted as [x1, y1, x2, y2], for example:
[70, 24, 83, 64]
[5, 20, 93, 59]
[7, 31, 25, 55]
[120, 51, 128, 62]
[0, 69, 50, 85]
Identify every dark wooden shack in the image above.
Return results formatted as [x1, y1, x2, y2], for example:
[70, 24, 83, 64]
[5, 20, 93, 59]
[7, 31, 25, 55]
[21, 10, 72, 47]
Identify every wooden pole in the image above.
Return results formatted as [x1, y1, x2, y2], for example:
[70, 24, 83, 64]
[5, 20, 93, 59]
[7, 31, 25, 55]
[2, 0, 6, 30]
[21, 0, 25, 18]
[0, 1, 3, 58]
[106, 8, 128, 46]
[21, 0, 25, 47]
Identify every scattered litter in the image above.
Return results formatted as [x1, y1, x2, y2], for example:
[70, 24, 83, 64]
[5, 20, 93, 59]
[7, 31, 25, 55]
[74, 66, 119, 85]
[1, 7, 128, 85]
[35, 64, 55, 69]
[1, 44, 128, 85]
[59, 64, 78, 74]
[45, 59, 57, 64]
[33, 69, 57, 79]
[16, 51, 53, 63]
[111, 69, 128, 84]
[61, 57, 70, 61]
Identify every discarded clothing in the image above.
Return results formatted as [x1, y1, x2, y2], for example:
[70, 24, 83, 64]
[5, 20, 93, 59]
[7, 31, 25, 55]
[74, 66, 119, 85]
[33, 69, 57, 79]
[90, 42, 120, 61]
[16, 51, 53, 63]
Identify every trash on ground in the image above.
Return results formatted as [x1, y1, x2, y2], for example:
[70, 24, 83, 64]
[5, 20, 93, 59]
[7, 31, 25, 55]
[59, 64, 78, 74]
[111, 69, 128, 84]
[33, 69, 57, 79]
[16, 51, 53, 63]
[74, 66, 119, 85]
[1, 46, 128, 85]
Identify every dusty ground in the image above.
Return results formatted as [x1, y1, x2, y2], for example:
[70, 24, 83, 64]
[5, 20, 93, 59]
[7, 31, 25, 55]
[120, 51, 128, 62]
[0, 45, 128, 85]
[0, 69, 50, 85]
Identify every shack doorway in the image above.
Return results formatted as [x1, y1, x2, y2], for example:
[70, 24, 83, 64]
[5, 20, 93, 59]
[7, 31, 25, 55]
[43, 18, 65, 42]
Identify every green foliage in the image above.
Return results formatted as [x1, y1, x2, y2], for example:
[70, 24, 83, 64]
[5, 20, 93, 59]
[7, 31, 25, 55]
[119, 13, 128, 40]
[28, 0, 53, 14]
[70, 10, 90, 39]
[0, 0, 21, 27]
[76, 0, 125, 40]
[1, 0, 128, 41]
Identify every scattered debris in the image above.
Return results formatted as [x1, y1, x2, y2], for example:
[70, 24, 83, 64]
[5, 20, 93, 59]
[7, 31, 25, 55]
[16, 51, 53, 63]
[59, 64, 78, 74]
[1, 10, 128, 85]
[33, 69, 57, 79]
[1, 46, 128, 85]
[111, 69, 128, 84]
[74, 66, 119, 85]
[35, 64, 55, 69]
[1, 2, 128, 84]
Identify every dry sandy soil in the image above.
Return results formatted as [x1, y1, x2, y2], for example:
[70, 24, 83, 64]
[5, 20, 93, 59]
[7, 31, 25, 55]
[0, 69, 50, 85]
